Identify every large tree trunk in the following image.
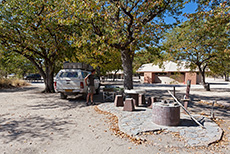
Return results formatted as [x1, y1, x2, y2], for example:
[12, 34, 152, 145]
[43, 62, 55, 93]
[199, 65, 210, 91]
[44, 73, 54, 93]
[201, 71, 206, 85]
[121, 50, 133, 89]
[27, 56, 55, 93]
[224, 73, 229, 81]
[113, 70, 119, 81]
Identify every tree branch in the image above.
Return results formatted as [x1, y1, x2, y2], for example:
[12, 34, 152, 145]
[120, 4, 134, 38]
[37, 4, 45, 16]
[142, 1, 171, 25]
[128, 0, 141, 13]
[46, 27, 60, 58]
[201, 54, 215, 64]
[15, 28, 22, 42]
[13, 49, 46, 79]
[91, 19, 103, 37]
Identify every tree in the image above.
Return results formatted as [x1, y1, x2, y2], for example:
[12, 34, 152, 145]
[0, 49, 36, 78]
[164, 2, 229, 90]
[63, 0, 192, 89]
[202, 1, 230, 81]
[209, 50, 230, 81]
[0, 0, 74, 92]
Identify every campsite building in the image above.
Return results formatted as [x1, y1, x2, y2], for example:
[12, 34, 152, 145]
[136, 61, 202, 85]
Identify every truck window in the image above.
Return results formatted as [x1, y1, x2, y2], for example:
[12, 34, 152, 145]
[59, 72, 78, 78]
[82, 72, 89, 78]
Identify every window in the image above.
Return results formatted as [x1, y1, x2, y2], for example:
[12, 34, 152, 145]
[59, 72, 78, 78]
[156, 73, 167, 76]
[81, 72, 89, 78]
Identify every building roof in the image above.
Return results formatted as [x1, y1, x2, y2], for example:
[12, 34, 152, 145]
[136, 61, 197, 73]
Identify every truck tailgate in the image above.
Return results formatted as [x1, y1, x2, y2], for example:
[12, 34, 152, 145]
[57, 77, 82, 91]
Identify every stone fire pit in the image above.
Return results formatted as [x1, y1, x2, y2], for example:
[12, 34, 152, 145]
[152, 102, 180, 126]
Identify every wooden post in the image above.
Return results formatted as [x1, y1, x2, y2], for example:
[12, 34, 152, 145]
[173, 86, 176, 97]
[211, 100, 216, 119]
[184, 80, 191, 109]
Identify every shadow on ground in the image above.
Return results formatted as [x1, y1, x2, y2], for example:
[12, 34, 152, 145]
[135, 83, 187, 88]
[26, 92, 104, 111]
[0, 114, 73, 143]
[179, 119, 199, 127]
[0, 86, 39, 93]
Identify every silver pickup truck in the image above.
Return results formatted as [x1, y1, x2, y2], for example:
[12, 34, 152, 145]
[54, 68, 100, 99]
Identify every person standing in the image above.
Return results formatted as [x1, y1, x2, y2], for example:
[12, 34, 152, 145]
[84, 69, 96, 106]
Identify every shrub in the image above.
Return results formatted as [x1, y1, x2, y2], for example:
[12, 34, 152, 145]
[0, 78, 30, 89]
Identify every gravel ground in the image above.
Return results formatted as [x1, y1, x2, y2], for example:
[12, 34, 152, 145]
[0, 79, 229, 154]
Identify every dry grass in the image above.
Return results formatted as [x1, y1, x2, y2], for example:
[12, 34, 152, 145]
[0, 78, 30, 89]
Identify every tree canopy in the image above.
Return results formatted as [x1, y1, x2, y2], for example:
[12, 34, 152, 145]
[62, 0, 193, 89]
[164, 1, 229, 90]
[0, 0, 74, 92]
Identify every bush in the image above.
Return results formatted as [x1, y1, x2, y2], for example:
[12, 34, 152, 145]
[0, 78, 30, 89]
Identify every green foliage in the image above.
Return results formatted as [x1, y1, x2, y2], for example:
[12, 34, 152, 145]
[209, 49, 230, 78]
[68, 41, 122, 75]
[0, 50, 36, 78]
[204, 2, 230, 78]
[62, 0, 192, 89]
[0, 0, 74, 92]
[64, 0, 189, 50]
[76, 47, 122, 75]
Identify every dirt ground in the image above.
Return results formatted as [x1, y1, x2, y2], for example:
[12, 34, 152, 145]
[0, 81, 229, 154]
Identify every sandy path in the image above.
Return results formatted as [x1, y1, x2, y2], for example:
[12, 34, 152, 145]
[0, 84, 162, 154]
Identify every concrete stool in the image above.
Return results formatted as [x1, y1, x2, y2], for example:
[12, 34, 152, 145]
[138, 94, 146, 106]
[129, 93, 139, 106]
[114, 95, 124, 107]
[123, 98, 135, 111]
[147, 97, 156, 108]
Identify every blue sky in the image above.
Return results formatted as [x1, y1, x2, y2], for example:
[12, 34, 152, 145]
[165, 2, 198, 24]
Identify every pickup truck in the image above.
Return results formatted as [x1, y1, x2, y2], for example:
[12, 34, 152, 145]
[54, 69, 100, 99]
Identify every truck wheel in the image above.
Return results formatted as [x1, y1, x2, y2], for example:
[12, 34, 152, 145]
[60, 93, 67, 99]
